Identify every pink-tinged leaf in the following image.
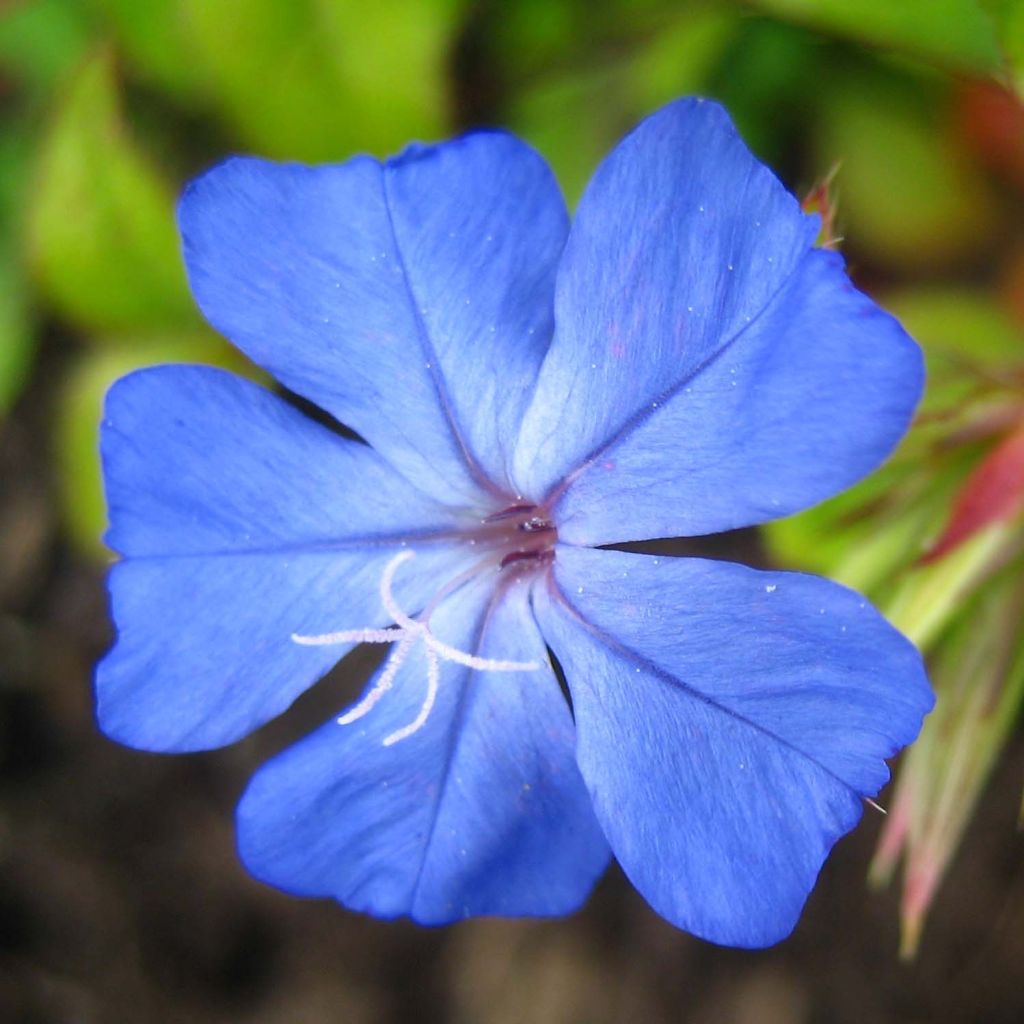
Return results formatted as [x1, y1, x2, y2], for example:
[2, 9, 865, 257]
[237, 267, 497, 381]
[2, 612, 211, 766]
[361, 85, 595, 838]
[801, 165, 841, 249]
[956, 81, 1024, 193]
[871, 576, 1024, 958]
[922, 426, 1024, 563]
[900, 853, 942, 959]
[868, 775, 914, 887]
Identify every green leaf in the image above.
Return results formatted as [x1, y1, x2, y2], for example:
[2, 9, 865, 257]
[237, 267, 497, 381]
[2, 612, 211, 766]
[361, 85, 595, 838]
[870, 566, 1024, 956]
[27, 49, 199, 333]
[0, 250, 33, 418]
[886, 289, 1024, 443]
[981, 0, 1024, 95]
[493, 0, 693, 82]
[764, 450, 970, 590]
[180, 0, 464, 161]
[885, 521, 1013, 648]
[766, 288, 1023, 592]
[705, 16, 827, 164]
[509, 7, 738, 205]
[0, 123, 35, 417]
[815, 71, 997, 272]
[888, 288, 1023, 367]
[509, 67, 628, 208]
[749, 0, 1003, 73]
[622, 8, 738, 114]
[87, 0, 205, 101]
[0, 0, 96, 100]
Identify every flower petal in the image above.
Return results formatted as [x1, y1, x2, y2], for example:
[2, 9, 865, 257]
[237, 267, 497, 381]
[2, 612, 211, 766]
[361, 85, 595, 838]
[237, 578, 610, 923]
[179, 133, 567, 501]
[534, 546, 932, 947]
[513, 97, 819, 500]
[97, 366, 470, 751]
[551, 248, 923, 543]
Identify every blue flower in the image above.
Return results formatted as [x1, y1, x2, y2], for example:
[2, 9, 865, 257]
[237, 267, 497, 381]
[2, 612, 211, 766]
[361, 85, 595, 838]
[97, 98, 933, 948]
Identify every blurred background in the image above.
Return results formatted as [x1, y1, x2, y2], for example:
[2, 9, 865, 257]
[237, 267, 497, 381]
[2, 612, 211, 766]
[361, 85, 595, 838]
[1, 1, 1023, 1021]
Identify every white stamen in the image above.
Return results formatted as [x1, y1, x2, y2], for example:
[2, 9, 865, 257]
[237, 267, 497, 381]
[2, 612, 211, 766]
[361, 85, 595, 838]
[291, 626, 404, 646]
[379, 549, 418, 629]
[336, 633, 416, 725]
[383, 645, 440, 746]
[422, 632, 537, 672]
[292, 550, 540, 744]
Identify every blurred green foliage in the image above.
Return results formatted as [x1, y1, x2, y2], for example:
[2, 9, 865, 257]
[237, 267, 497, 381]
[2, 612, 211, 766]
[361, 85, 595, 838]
[29, 50, 198, 332]
[1, 0, 1023, 955]
[89, 0, 465, 159]
[750, 0, 1003, 71]
[814, 69, 997, 271]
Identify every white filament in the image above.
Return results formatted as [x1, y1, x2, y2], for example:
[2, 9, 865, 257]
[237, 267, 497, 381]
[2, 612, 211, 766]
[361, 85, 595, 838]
[382, 645, 440, 747]
[291, 550, 539, 745]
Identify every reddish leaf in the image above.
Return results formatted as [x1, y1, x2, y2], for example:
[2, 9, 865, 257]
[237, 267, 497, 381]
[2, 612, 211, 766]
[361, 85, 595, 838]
[956, 81, 1024, 193]
[801, 165, 841, 249]
[923, 426, 1024, 563]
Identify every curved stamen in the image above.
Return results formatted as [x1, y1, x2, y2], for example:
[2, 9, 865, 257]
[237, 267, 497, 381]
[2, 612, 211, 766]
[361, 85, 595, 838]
[291, 626, 404, 646]
[422, 632, 536, 671]
[379, 549, 419, 631]
[383, 645, 440, 746]
[336, 632, 416, 726]
[291, 549, 542, 744]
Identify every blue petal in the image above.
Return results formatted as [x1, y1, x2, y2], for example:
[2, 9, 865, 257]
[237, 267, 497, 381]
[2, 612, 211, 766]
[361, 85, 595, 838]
[237, 577, 610, 923]
[179, 133, 566, 502]
[534, 546, 932, 947]
[98, 366, 471, 751]
[514, 97, 819, 500]
[552, 248, 923, 544]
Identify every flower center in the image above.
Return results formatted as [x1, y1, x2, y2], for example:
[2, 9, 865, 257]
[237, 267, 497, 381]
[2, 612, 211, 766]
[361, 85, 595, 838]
[289, 499, 557, 746]
[476, 501, 557, 573]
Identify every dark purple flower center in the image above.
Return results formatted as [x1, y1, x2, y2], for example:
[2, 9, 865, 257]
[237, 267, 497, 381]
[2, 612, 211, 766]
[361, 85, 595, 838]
[478, 502, 557, 573]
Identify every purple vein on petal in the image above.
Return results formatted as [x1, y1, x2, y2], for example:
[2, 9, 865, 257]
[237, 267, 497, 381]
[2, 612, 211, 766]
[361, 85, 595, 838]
[381, 166, 507, 501]
[113, 531, 474, 562]
[406, 581, 508, 909]
[545, 567, 865, 799]
[541, 245, 815, 512]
